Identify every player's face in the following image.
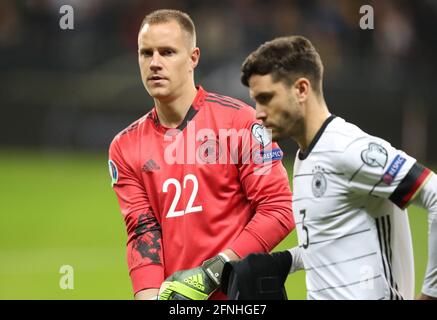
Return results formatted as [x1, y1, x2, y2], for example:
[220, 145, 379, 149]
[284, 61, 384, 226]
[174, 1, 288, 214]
[249, 74, 303, 141]
[138, 21, 199, 102]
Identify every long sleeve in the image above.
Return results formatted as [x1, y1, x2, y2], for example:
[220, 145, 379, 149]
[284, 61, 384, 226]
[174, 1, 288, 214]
[412, 172, 437, 297]
[109, 137, 164, 294]
[228, 107, 295, 257]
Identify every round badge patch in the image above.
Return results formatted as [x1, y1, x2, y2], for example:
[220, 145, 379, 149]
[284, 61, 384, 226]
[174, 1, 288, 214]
[251, 123, 272, 147]
[361, 143, 388, 168]
[108, 160, 118, 186]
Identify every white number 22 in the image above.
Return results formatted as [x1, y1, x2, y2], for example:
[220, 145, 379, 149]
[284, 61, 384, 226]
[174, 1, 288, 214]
[162, 174, 203, 218]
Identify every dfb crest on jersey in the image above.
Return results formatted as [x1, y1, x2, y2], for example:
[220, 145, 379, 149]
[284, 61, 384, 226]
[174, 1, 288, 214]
[312, 166, 327, 198]
[251, 123, 271, 147]
[361, 143, 388, 168]
[198, 137, 221, 163]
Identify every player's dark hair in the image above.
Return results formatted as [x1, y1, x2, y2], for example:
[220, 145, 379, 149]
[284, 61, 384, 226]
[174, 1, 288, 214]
[241, 36, 324, 94]
[140, 9, 196, 47]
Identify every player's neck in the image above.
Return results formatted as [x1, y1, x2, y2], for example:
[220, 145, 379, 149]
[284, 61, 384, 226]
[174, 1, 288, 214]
[154, 84, 198, 128]
[298, 100, 330, 152]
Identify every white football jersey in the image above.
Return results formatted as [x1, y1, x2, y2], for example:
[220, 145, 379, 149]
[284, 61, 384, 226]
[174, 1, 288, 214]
[292, 116, 431, 300]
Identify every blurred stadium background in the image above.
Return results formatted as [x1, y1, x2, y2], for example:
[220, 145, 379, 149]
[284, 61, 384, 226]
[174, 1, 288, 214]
[0, 0, 436, 299]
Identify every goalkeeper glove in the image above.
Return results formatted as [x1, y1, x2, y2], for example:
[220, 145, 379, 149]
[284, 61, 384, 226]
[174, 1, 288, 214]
[158, 253, 229, 300]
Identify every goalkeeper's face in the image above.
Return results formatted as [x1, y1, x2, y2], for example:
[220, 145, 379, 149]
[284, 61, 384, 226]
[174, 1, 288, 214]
[137, 20, 199, 102]
[249, 74, 304, 141]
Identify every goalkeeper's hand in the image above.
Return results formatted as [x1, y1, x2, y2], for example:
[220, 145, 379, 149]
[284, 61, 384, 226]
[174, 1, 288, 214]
[158, 253, 229, 300]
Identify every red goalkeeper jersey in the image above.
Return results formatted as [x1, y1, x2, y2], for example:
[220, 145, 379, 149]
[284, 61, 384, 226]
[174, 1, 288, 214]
[109, 86, 294, 298]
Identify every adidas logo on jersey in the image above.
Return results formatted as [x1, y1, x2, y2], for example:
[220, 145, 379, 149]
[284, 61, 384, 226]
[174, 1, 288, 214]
[142, 159, 160, 172]
[184, 274, 205, 291]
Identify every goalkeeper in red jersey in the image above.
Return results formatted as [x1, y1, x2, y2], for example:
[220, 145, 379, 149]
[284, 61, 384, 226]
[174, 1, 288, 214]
[108, 9, 294, 300]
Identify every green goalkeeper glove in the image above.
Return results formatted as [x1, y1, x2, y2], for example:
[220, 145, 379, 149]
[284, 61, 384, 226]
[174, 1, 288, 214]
[158, 253, 229, 300]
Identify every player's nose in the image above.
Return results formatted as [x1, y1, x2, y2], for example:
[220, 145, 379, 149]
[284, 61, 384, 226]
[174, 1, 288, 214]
[149, 52, 163, 70]
[255, 107, 267, 122]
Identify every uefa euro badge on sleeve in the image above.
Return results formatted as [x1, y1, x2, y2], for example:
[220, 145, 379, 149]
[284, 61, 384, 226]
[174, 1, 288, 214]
[108, 160, 118, 187]
[361, 143, 388, 168]
[251, 123, 272, 148]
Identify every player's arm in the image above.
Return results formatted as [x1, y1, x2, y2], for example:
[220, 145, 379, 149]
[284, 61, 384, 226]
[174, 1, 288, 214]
[286, 246, 304, 274]
[407, 170, 437, 299]
[229, 108, 295, 258]
[342, 137, 436, 299]
[234, 155, 294, 256]
[134, 289, 159, 300]
[109, 138, 164, 300]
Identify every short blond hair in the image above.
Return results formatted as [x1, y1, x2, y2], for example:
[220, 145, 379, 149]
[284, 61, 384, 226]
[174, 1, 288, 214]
[140, 9, 196, 48]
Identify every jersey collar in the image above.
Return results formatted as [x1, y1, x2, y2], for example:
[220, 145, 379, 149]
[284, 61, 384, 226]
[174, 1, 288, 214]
[298, 115, 336, 160]
[149, 85, 207, 134]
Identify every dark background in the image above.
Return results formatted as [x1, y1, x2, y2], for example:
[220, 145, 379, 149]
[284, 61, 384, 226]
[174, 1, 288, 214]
[0, 0, 435, 300]
[1, 0, 436, 162]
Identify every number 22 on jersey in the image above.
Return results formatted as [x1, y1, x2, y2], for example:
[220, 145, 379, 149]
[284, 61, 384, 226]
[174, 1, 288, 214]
[162, 174, 203, 218]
